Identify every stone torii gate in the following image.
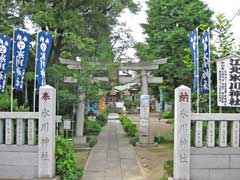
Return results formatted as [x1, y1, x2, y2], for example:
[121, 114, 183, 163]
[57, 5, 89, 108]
[60, 58, 109, 147]
[119, 58, 167, 144]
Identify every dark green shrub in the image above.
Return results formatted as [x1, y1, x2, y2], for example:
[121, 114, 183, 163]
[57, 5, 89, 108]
[160, 177, 168, 180]
[87, 136, 97, 147]
[105, 105, 110, 114]
[130, 136, 139, 146]
[154, 135, 174, 144]
[127, 123, 137, 137]
[84, 120, 101, 135]
[162, 111, 174, 119]
[120, 116, 137, 137]
[96, 112, 108, 126]
[56, 136, 83, 180]
[163, 160, 173, 177]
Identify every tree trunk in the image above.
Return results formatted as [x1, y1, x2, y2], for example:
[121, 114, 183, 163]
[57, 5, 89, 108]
[53, 35, 63, 64]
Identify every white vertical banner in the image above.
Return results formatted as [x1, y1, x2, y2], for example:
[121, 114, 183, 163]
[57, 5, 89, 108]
[217, 55, 240, 107]
[139, 95, 150, 136]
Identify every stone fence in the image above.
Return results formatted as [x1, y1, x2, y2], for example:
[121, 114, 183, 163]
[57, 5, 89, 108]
[174, 85, 240, 180]
[0, 85, 58, 180]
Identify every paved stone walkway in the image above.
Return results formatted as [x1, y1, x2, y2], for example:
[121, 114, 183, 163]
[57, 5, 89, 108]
[82, 119, 145, 180]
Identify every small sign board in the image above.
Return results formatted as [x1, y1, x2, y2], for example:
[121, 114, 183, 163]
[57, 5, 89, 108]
[64, 77, 77, 83]
[64, 120, 71, 130]
[216, 54, 240, 107]
[56, 115, 62, 123]
[116, 102, 124, 108]
[139, 95, 150, 135]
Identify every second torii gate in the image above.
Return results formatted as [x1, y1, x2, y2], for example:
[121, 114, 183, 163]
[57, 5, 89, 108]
[119, 58, 167, 144]
[60, 58, 109, 146]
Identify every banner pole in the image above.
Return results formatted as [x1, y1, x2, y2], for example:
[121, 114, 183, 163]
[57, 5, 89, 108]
[33, 32, 38, 112]
[208, 27, 212, 113]
[10, 28, 15, 112]
[196, 27, 200, 113]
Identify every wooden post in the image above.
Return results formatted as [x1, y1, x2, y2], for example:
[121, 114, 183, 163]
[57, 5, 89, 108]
[174, 85, 191, 180]
[38, 85, 56, 178]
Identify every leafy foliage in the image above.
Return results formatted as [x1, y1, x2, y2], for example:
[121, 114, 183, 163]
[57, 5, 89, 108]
[160, 160, 173, 180]
[163, 160, 173, 177]
[84, 120, 102, 135]
[0, 86, 18, 111]
[0, 1, 138, 115]
[162, 111, 174, 119]
[120, 116, 137, 137]
[56, 136, 83, 180]
[137, 0, 213, 106]
[129, 136, 139, 146]
[96, 111, 108, 126]
[214, 13, 235, 57]
[154, 135, 174, 144]
[87, 136, 98, 147]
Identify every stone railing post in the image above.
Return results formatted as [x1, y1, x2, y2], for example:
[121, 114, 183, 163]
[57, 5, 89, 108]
[174, 85, 191, 180]
[0, 119, 3, 144]
[38, 85, 56, 179]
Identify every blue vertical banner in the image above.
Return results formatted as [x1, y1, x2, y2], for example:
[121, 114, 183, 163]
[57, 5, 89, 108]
[189, 29, 198, 92]
[13, 29, 31, 90]
[91, 103, 98, 114]
[0, 35, 12, 93]
[200, 31, 210, 94]
[36, 32, 53, 90]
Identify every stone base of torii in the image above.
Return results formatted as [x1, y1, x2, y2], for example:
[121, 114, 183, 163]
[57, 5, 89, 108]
[119, 58, 167, 144]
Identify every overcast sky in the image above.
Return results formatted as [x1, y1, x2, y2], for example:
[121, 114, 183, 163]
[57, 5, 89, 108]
[117, 0, 240, 60]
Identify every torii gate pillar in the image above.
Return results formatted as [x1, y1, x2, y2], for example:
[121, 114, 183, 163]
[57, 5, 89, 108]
[120, 58, 167, 145]
[141, 70, 148, 95]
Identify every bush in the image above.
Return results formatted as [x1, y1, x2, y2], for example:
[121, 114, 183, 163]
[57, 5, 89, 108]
[130, 136, 139, 146]
[84, 120, 102, 135]
[105, 104, 110, 114]
[96, 112, 108, 126]
[160, 177, 168, 180]
[163, 160, 173, 177]
[120, 116, 137, 137]
[56, 136, 83, 180]
[154, 135, 174, 144]
[87, 136, 97, 147]
[162, 111, 174, 119]
[160, 160, 173, 180]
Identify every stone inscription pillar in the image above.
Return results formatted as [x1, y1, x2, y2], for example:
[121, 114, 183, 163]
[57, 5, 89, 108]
[38, 85, 56, 178]
[174, 85, 191, 180]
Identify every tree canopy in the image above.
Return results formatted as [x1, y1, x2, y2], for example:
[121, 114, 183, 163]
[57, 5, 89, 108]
[0, 0, 138, 113]
[136, 0, 213, 105]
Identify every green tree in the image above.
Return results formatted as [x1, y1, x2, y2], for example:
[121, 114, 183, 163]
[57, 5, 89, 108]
[19, 1, 138, 113]
[0, 1, 139, 113]
[214, 13, 235, 58]
[137, 0, 213, 105]
[0, 0, 23, 36]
